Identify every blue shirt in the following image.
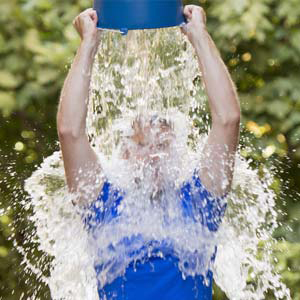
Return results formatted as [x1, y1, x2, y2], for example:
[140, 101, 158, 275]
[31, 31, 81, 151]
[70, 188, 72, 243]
[83, 171, 227, 300]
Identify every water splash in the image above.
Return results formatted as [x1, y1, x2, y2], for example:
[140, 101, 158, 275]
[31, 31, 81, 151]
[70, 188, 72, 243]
[20, 28, 291, 299]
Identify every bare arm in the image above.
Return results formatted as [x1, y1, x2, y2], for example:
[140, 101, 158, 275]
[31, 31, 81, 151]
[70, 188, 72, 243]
[57, 8, 103, 205]
[182, 5, 240, 197]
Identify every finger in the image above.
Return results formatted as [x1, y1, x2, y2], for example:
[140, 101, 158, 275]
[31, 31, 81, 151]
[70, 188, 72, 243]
[83, 8, 94, 14]
[82, 10, 96, 22]
[81, 13, 95, 25]
[74, 17, 80, 29]
[79, 8, 94, 20]
[92, 16, 98, 26]
[88, 9, 97, 19]
[77, 18, 84, 39]
[183, 5, 193, 20]
[88, 10, 98, 26]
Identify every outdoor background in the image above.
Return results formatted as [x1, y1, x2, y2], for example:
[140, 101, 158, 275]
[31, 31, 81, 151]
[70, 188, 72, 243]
[0, 0, 299, 299]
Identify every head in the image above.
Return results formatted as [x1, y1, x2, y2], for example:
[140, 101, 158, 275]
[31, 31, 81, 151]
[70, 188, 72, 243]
[108, 110, 191, 192]
[121, 113, 175, 167]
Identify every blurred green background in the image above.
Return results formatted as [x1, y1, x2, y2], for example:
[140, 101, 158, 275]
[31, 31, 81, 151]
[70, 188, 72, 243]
[0, 0, 299, 299]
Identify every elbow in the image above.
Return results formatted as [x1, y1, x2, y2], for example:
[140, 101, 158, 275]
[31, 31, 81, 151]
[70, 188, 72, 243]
[57, 124, 84, 140]
[56, 112, 85, 139]
[57, 125, 70, 138]
[214, 110, 240, 127]
[225, 111, 240, 126]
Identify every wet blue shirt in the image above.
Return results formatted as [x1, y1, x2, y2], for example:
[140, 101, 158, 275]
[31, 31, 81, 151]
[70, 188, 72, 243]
[83, 171, 227, 300]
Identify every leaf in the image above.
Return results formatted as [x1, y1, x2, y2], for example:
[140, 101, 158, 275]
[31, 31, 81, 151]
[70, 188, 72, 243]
[4, 54, 27, 73]
[0, 71, 20, 89]
[291, 31, 300, 53]
[277, 0, 300, 26]
[16, 82, 41, 109]
[0, 91, 16, 116]
[35, 0, 53, 10]
[37, 68, 59, 85]
[280, 112, 300, 133]
[0, 246, 9, 257]
[24, 29, 47, 55]
[289, 126, 300, 146]
[0, 33, 5, 53]
[267, 100, 291, 119]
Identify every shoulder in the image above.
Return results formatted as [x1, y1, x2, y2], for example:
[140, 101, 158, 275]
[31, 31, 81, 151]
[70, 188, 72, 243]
[179, 169, 228, 232]
[180, 169, 225, 196]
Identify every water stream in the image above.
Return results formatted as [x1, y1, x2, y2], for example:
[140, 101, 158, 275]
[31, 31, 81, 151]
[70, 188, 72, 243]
[21, 28, 291, 299]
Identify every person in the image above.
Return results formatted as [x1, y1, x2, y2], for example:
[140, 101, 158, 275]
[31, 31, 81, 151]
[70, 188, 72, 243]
[56, 5, 240, 300]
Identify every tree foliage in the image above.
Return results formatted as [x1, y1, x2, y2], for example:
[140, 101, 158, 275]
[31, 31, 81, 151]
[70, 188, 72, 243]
[0, 0, 300, 299]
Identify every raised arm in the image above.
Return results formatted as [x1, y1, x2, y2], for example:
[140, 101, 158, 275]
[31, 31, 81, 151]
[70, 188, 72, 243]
[57, 8, 103, 205]
[182, 5, 241, 197]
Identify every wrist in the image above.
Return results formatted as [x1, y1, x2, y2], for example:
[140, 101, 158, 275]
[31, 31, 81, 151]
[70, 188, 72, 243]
[190, 26, 209, 50]
[80, 40, 98, 56]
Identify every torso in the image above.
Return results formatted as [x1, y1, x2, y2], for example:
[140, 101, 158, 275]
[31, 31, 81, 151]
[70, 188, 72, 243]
[82, 171, 227, 300]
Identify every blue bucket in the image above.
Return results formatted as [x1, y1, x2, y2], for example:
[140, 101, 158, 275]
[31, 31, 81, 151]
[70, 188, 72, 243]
[93, 0, 185, 34]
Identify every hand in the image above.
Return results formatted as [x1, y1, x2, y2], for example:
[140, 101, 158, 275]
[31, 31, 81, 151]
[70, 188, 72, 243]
[72, 8, 101, 49]
[181, 5, 207, 46]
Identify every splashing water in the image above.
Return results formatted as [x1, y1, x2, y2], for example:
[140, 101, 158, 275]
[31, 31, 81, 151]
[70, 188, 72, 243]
[20, 28, 291, 299]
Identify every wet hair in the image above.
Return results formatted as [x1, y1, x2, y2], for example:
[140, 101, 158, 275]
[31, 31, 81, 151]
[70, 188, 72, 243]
[111, 109, 190, 157]
[131, 113, 174, 133]
[149, 114, 174, 130]
[117, 112, 175, 159]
